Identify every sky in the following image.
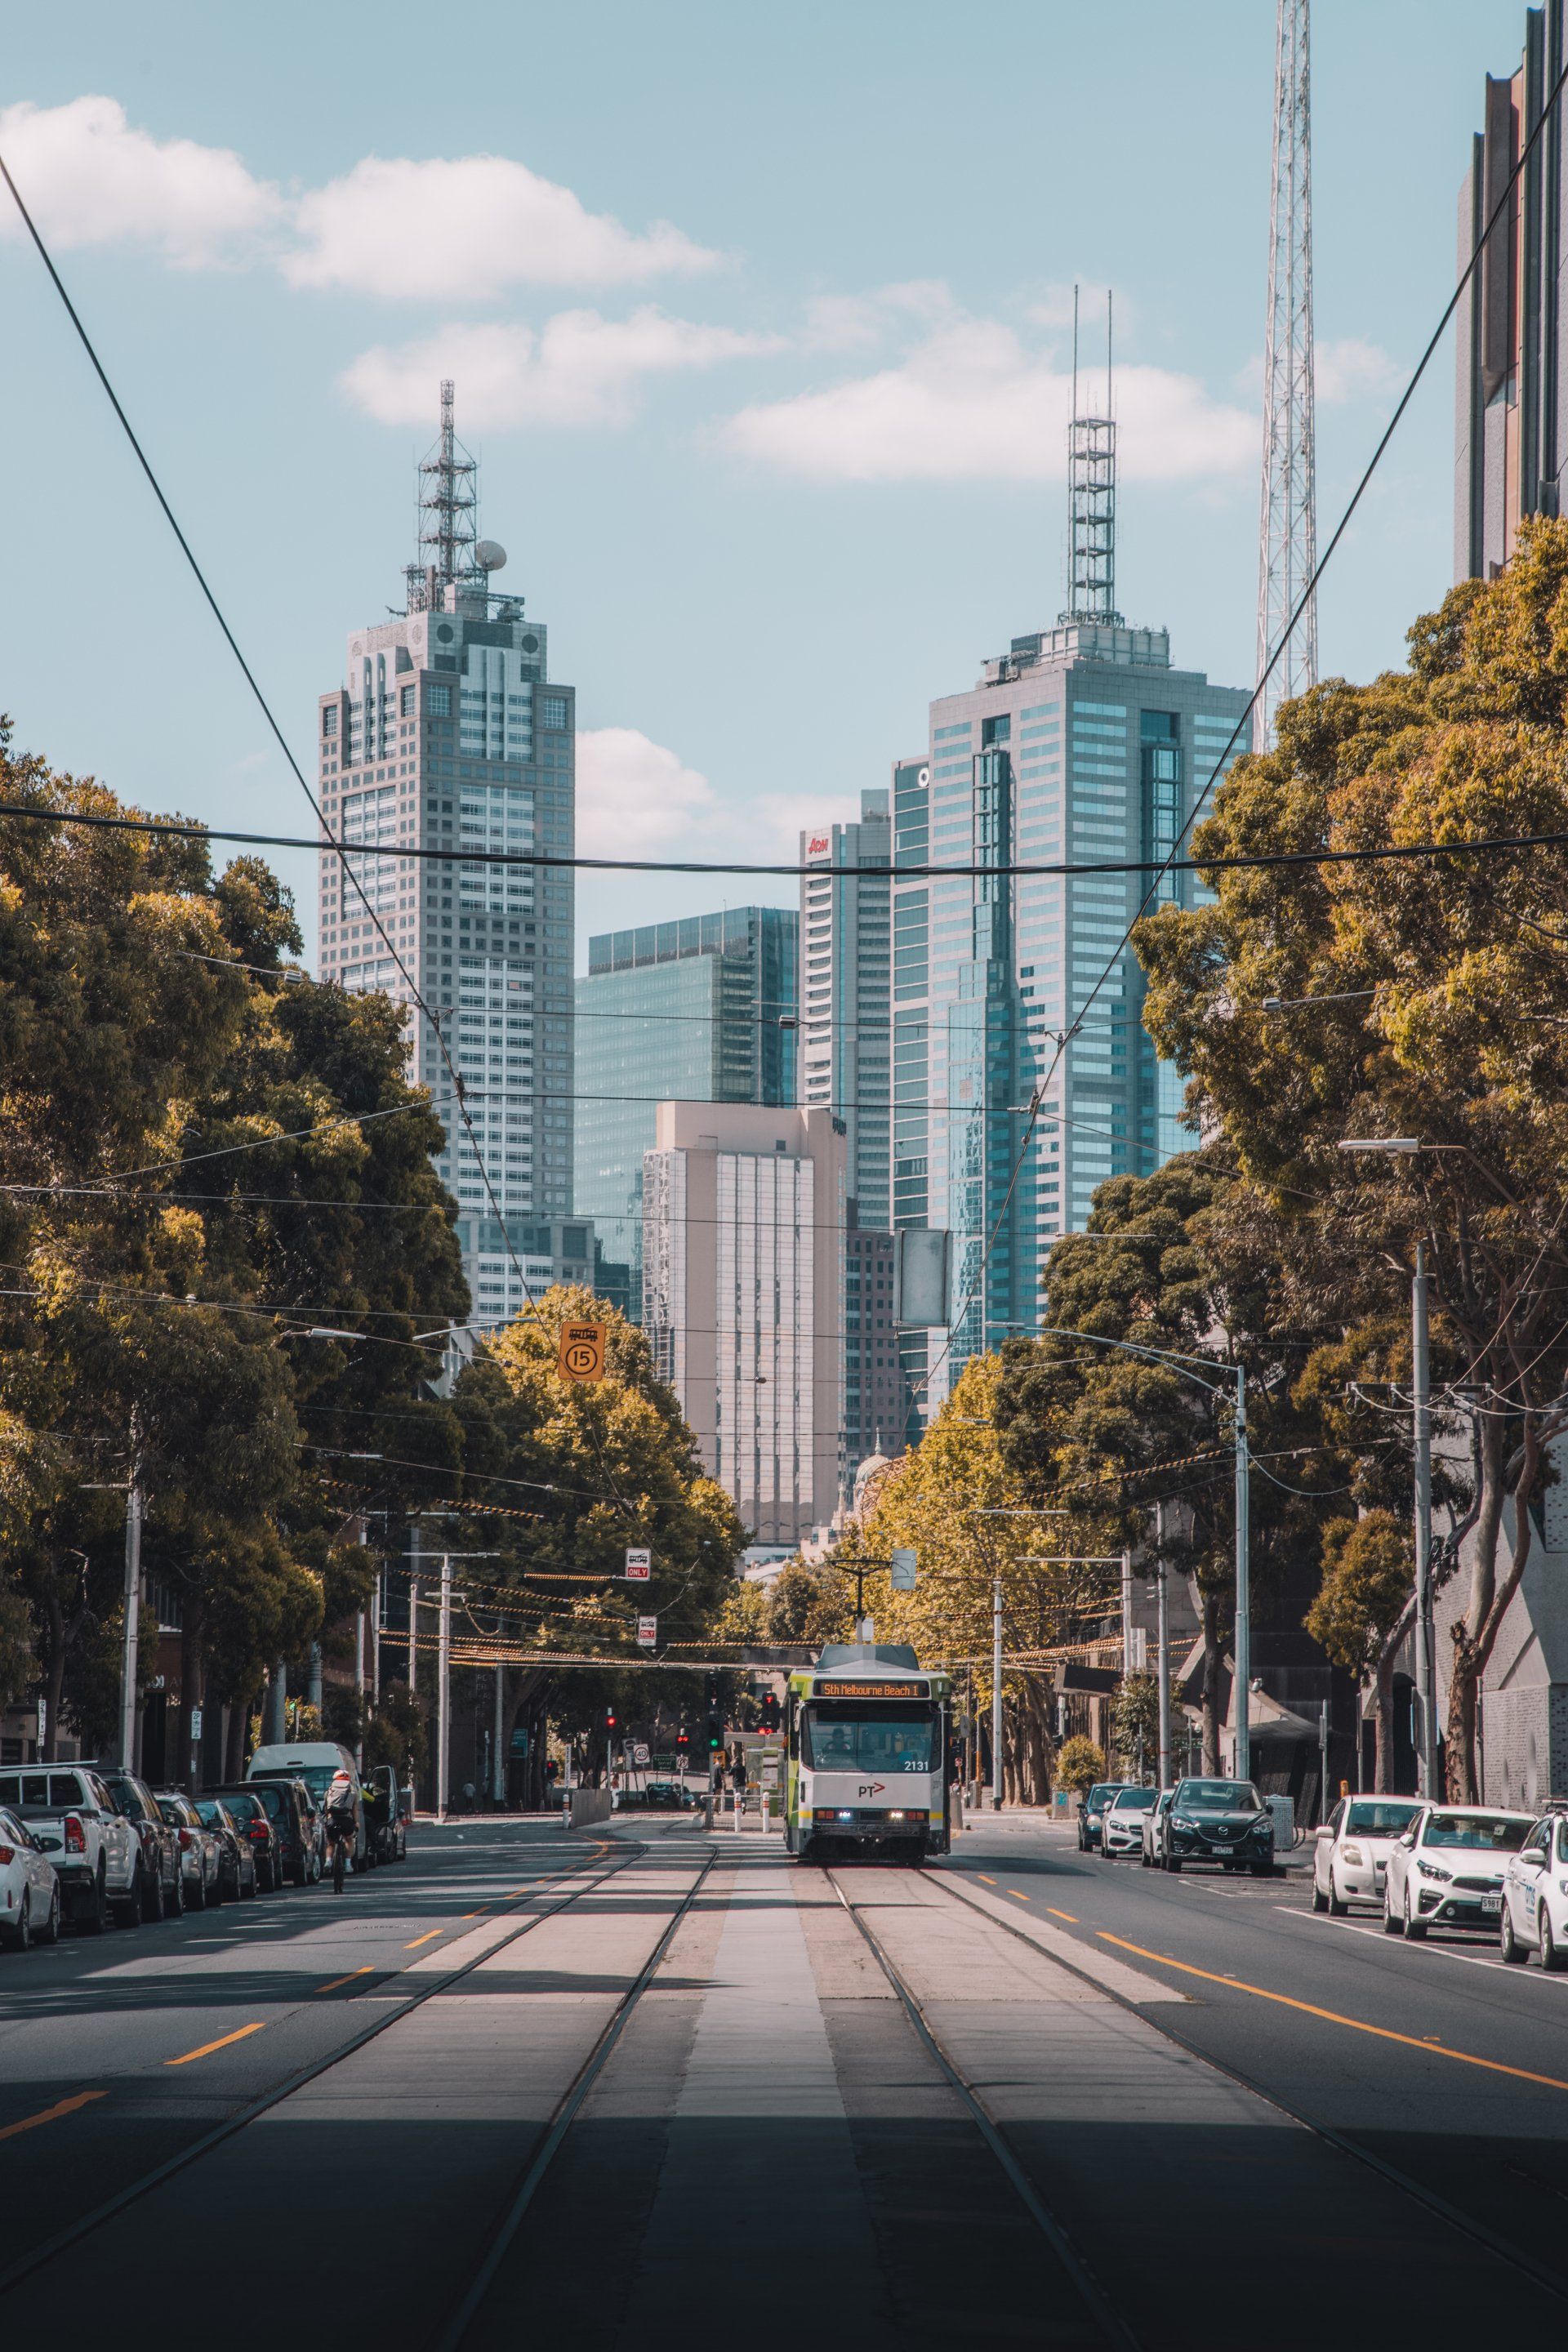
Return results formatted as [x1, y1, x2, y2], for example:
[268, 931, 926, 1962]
[0, 0, 1528, 964]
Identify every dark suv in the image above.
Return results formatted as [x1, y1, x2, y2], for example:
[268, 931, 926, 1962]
[95, 1766, 182, 1922]
[234, 1776, 316, 1886]
[1077, 1783, 1132, 1854]
[1156, 1777, 1276, 1876]
[210, 1786, 284, 1891]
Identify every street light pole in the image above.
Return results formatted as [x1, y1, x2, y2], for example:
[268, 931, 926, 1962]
[1234, 1365, 1250, 1785]
[118, 1470, 142, 1772]
[437, 1552, 452, 1822]
[1412, 1241, 1437, 1798]
[1155, 1499, 1171, 1793]
[991, 1573, 1004, 1812]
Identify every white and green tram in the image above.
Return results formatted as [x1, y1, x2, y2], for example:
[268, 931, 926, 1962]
[784, 1644, 953, 1863]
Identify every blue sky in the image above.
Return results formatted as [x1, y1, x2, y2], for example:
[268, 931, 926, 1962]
[0, 1, 1526, 960]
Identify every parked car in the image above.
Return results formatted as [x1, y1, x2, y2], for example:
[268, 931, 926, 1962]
[154, 1791, 224, 1909]
[1312, 1795, 1423, 1915]
[365, 1766, 407, 1861]
[1140, 1789, 1175, 1866]
[95, 1767, 183, 1922]
[1383, 1802, 1535, 1939]
[209, 1784, 285, 1891]
[248, 1743, 363, 1864]
[1500, 1809, 1568, 1967]
[0, 1805, 61, 1949]
[0, 1766, 139, 1930]
[239, 1775, 318, 1886]
[194, 1798, 258, 1900]
[1102, 1784, 1160, 1859]
[1077, 1783, 1132, 1854]
[1154, 1777, 1276, 1875]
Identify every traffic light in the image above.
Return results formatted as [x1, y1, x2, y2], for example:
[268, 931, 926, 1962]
[606, 1708, 617, 1734]
[676, 1726, 689, 1750]
[759, 1692, 781, 1733]
[706, 1716, 723, 1752]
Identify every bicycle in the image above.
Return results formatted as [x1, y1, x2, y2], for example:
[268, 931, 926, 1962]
[326, 1806, 356, 1891]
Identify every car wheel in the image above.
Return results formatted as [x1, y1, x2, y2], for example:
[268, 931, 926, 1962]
[1541, 1907, 1566, 1972]
[209, 1869, 225, 1908]
[112, 1863, 144, 1931]
[40, 1882, 60, 1944]
[141, 1864, 164, 1925]
[1383, 1881, 1404, 1934]
[1403, 1888, 1427, 1941]
[3, 1889, 32, 1951]
[79, 1862, 109, 1935]
[188, 1870, 206, 1913]
[1327, 1869, 1348, 1917]
[1312, 1874, 1328, 1913]
[1166, 1857, 1182, 1873]
[1500, 1900, 1527, 1963]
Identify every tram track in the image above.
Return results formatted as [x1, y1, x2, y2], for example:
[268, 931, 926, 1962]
[0, 1832, 656, 2300]
[911, 1860, 1568, 2319]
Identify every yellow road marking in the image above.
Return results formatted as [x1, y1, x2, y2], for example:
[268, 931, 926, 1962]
[1097, 1934, 1568, 2093]
[1009, 1889, 1031, 1903]
[462, 1907, 489, 1919]
[1047, 1907, 1080, 1923]
[403, 1927, 444, 1948]
[978, 1874, 996, 1885]
[0, 2090, 105, 2141]
[165, 2024, 266, 2068]
[314, 1967, 375, 1994]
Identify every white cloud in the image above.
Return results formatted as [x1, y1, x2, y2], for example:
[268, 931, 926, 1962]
[341, 308, 781, 430]
[0, 96, 282, 266]
[287, 153, 717, 301]
[577, 728, 719, 857]
[720, 317, 1254, 486]
[752, 793, 862, 856]
[1316, 336, 1402, 405]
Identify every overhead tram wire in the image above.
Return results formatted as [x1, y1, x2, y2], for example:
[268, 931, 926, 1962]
[0, 146, 641, 1532]
[912, 49, 1568, 1398]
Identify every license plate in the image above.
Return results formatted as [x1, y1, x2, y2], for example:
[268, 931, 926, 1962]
[1481, 1895, 1501, 1914]
[1211, 1844, 1232, 1855]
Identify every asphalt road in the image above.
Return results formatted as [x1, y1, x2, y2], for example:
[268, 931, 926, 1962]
[0, 1810, 1564, 2351]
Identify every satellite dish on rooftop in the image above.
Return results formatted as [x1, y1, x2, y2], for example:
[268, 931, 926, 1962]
[474, 539, 507, 573]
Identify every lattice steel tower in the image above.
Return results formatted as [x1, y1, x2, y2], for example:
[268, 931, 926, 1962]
[1059, 287, 1123, 626]
[1255, 0, 1317, 751]
[404, 379, 481, 612]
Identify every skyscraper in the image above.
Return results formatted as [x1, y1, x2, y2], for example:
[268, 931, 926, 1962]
[316, 384, 582, 1323]
[573, 907, 797, 1319]
[643, 1101, 845, 1542]
[896, 638, 1248, 1406]
[798, 791, 891, 1228]
[1456, 0, 1568, 581]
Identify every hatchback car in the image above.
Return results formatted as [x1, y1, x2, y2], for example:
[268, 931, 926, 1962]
[1157, 1778, 1276, 1874]
[1383, 1803, 1534, 1938]
[1312, 1794, 1423, 1914]
[1077, 1783, 1132, 1854]
[1140, 1789, 1174, 1865]
[208, 1785, 284, 1891]
[1102, 1784, 1160, 1858]
[194, 1799, 258, 1900]
[154, 1791, 224, 1909]
[96, 1767, 182, 1922]
[1499, 1810, 1568, 1966]
[0, 1805, 61, 1949]
[241, 1776, 318, 1886]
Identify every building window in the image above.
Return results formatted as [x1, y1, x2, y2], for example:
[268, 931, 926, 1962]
[401, 684, 416, 716]
[982, 714, 1011, 746]
[428, 684, 452, 717]
[539, 694, 569, 730]
[323, 706, 338, 738]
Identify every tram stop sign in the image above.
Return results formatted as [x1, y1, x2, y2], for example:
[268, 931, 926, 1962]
[636, 1616, 657, 1650]
[625, 1548, 652, 1582]
[557, 1321, 607, 1382]
[890, 1548, 917, 1591]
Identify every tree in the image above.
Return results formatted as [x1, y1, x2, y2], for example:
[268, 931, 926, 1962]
[363, 1680, 427, 1780]
[1306, 1512, 1412, 1793]
[1138, 519, 1568, 1797]
[1056, 1735, 1106, 1793]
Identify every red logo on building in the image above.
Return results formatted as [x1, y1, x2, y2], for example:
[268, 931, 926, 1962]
[807, 834, 831, 857]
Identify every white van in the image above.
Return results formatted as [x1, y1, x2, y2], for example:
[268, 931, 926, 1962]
[247, 1741, 363, 1861]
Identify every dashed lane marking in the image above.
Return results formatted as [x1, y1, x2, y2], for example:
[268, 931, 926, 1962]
[1046, 1907, 1080, 1922]
[164, 2024, 266, 2068]
[314, 1967, 376, 1994]
[1096, 1933, 1568, 2092]
[0, 2091, 105, 2141]
[1009, 1889, 1031, 1903]
[403, 1928, 444, 1949]
[978, 1874, 996, 1885]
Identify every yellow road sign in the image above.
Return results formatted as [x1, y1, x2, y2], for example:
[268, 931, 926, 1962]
[557, 1321, 608, 1382]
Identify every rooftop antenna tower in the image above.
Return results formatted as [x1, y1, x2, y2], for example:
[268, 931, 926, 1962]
[1059, 285, 1123, 626]
[405, 380, 481, 613]
[1255, 0, 1317, 749]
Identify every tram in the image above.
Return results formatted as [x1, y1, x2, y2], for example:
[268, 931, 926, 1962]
[784, 1643, 953, 1863]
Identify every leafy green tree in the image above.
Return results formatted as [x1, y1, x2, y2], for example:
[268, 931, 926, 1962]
[363, 1679, 427, 1780]
[1305, 1511, 1412, 1793]
[1056, 1735, 1106, 1793]
[1137, 519, 1568, 1797]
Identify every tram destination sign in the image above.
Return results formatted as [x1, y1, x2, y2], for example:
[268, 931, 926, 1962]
[815, 1679, 929, 1700]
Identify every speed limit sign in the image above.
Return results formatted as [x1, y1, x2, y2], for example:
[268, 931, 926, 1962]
[556, 1321, 607, 1381]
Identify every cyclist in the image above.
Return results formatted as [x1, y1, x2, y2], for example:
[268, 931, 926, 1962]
[324, 1768, 359, 1891]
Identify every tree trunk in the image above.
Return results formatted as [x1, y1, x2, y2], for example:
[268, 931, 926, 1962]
[1447, 1622, 1482, 1803]
[1200, 1588, 1223, 1774]
[180, 1596, 206, 1794]
[1373, 1652, 1395, 1793]
[223, 1692, 249, 1784]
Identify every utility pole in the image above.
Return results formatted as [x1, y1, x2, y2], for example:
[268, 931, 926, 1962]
[493, 1664, 506, 1808]
[1155, 1500, 1171, 1793]
[354, 1611, 365, 1770]
[1234, 1367, 1252, 1784]
[371, 1569, 381, 1709]
[1412, 1241, 1437, 1797]
[408, 1513, 421, 1692]
[1120, 1549, 1134, 1677]
[436, 1552, 452, 1822]
[118, 1469, 143, 1772]
[991, 1575, 1004, 1812]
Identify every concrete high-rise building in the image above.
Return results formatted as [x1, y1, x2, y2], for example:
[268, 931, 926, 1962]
[1456, 0, 1568, 581]
[643, 1101, 844, 1543]
[574, 908, 797, 1318]
[316, 384, 581, 1325]
[798, 791, 891, 1228]
[894, 621, 1249, 1405]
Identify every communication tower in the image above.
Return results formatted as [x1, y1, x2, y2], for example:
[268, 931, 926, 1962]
[1255, 0, 1318, 749]
[1059, 286, 1123, 626]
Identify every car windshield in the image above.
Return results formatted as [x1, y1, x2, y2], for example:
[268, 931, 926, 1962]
[1345, 1800, 1422, 1836]
[803, 1704, 935, 1774]
[1087, 1785, 1122, 1809]
[194, 1802, 230, 1829]
[1423, 1811, 1531, 1851]
[251, 1785, 289, 1821]
[256, 1765, 336, 1802]
[218, 1793, 263, 1823]
[1177, 1781, 1263, 1811]
[156, 1798, 188, 1825]
[1111, 1788, 1158, 1812]
[104, 1778, 149, 1821]
[0, 1771, 89, 1811]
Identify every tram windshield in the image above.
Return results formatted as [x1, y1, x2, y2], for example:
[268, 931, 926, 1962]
[803, 1702, 935, 1775]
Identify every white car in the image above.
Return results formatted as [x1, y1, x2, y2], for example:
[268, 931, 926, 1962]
[0, 1804, 62, 1949]
[1499, 1809, 1568, 1968]
[1312, 1794, 1423, 1914]
[1102, 1784, 1159, 1858]
[1383, 1802, 1535, 1940]
[1141, 1790, 1174, 1864]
